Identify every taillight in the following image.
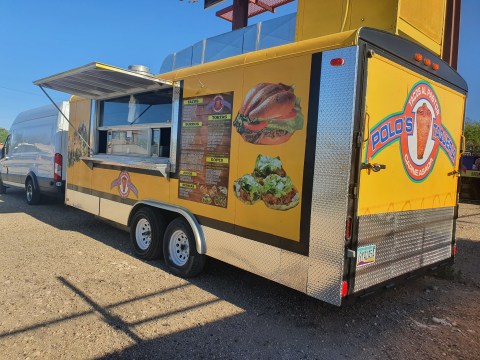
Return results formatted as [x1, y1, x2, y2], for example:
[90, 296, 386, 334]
[341, 281, 349, 297]
[345, 216, 352, 241]
[452, 244, 457, 256]
[54, 153, 62, 182]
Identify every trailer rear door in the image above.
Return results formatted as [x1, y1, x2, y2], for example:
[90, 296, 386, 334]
[353, 51, 466, 293]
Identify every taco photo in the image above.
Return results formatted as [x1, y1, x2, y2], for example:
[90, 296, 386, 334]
[233, 155, 300, 211]
[233, 174, 262, 205]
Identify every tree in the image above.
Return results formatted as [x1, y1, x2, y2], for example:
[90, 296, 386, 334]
[464, 122, 480, 153]
[0, 128, 8, 143]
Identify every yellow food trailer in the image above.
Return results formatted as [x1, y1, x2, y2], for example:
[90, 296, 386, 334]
[33, 0, 467, 305]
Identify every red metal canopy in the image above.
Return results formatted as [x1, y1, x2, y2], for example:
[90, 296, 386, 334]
[216, 0, 294, 22]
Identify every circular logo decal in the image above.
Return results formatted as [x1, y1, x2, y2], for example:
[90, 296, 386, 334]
[110, 171, 139, 198]
[368, 82, 456, 182]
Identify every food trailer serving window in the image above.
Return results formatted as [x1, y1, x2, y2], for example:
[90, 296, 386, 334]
[98, 89, 172, 157]
[33, 62, 176, 176]
[99, 89, 172, 127]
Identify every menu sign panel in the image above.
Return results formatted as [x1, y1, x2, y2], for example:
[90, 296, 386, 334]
[178, 92, 233, 208]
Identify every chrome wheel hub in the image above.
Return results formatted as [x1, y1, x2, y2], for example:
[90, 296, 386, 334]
[135, 218, 152, 250]
[169, 230, 189, 266]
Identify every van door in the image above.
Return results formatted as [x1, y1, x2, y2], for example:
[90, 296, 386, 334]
[353, 51, 466, 293]
[0, 135, 11, 182]
[0, 134, 18, 185]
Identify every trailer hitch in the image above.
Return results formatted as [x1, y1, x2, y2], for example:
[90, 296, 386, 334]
[361, 163, 386, 173]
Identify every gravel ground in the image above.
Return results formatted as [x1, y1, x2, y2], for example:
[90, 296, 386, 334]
[0, 188, 479, 360]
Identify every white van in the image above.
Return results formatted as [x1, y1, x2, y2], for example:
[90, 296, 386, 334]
[0, 102, 69, 204]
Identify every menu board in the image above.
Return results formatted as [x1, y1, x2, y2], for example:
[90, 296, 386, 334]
[178, 92, 233, 208]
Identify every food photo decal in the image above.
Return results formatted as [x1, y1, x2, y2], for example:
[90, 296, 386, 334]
[200, 185, 228, 207]
[233, 83, 304, 145]
[234, 155, 300, 211]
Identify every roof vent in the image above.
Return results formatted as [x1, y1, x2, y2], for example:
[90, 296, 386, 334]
[128, 65, 152, 76]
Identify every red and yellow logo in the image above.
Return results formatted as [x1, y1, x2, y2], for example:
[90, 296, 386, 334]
[367, 82, 456, 182]
[111, 171, 138, 198]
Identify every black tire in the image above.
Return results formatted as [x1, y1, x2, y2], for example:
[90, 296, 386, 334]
[0, 177, 6, 194]
[25, 178, 41, 205]
[163, 217, 206, 278]
[130, 207, 166, 260]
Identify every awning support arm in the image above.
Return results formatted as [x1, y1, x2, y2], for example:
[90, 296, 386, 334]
[38, 85, 93, 154]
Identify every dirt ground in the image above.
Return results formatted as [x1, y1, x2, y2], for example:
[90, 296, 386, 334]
[0, 188, 479, 360]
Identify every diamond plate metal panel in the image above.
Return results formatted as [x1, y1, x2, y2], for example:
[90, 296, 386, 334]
[204, 226, 310, 292]
[204, 227, 280, 279]
[278, 250, 309, 293]
[307, 46, 359, 305]
[354, 207, 454, 292]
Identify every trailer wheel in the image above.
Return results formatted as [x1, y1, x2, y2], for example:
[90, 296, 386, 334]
[25, 178, 41, 205]
[163, 217, 205, 278]
[130, 207, 165, 260]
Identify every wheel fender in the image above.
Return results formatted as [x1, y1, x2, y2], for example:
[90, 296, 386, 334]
[129, 200, 207, 254]
[26, 171, 40, 190]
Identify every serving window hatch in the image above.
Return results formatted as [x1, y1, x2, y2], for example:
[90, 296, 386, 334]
[33, 62, 172, 100]
[34, 62, 178, 177]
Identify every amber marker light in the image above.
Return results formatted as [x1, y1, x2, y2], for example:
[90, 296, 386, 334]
[432, 63, 439, 71]
[414, 53, 423, 62]
[330, 58, 345, 66]
[424, 58, 432, 67]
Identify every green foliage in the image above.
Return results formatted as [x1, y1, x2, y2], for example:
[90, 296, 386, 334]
[464, 122, 480, 153]
[0, 128, 8, 143]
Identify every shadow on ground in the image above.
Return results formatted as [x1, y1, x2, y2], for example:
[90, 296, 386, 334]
[1, 189, 479, 359]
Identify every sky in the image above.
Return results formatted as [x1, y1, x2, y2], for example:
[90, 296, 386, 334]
[0, 0, 478, 130]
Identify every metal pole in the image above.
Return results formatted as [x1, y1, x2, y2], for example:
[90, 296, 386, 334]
[38, 86, 92, 152]
[443, 0, 461, 70]
[232, 0, 249, 30]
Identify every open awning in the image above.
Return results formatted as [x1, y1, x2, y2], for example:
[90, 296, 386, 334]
[34, 62, 172, 100]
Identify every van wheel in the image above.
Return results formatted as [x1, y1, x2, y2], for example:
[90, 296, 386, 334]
[25, 178, 41, 205]
[163, 217, 205, 278]
[130, 207, 165, 260]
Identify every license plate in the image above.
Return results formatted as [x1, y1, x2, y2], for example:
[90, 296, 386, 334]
[356, 245, 377, 268]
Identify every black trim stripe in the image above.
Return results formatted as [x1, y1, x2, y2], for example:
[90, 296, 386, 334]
[196, 215, 307, 254]
[92, 163, 165, 177]
[68, 179, 313, 252]
[68, 182, 310, 253]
